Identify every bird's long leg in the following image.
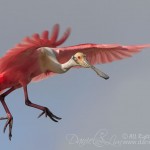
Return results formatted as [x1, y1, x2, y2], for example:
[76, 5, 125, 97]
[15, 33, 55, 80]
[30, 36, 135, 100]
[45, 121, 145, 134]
[23, 85, 61, 122]
[0, 87, 16, 140]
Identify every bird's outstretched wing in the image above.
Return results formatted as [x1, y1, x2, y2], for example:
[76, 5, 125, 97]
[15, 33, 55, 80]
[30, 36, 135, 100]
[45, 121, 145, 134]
[32, 43, 150, 82]
[0, 24, 71, 73]
[55, 43, 150, 65]
[15, 24, 71, 49]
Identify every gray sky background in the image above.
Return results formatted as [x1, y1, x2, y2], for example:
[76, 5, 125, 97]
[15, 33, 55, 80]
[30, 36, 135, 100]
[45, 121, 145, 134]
[0, 0, 150, 149]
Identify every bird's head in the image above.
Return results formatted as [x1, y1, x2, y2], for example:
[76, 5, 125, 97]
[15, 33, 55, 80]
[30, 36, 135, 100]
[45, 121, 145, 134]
[72, 52, 109, 80]
[72, 52, 90, 68]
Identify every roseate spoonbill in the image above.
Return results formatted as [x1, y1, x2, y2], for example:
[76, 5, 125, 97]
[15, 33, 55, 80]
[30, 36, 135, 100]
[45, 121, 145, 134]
[0, 24, 149, 140]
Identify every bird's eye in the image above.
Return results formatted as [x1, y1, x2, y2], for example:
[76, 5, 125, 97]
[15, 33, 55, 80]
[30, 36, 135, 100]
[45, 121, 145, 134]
[78, 56, 81, 59]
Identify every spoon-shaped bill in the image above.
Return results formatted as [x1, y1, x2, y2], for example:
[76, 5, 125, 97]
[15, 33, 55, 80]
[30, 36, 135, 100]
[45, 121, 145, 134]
[82, 57, 109, 80]
[90, 66, 109, 80]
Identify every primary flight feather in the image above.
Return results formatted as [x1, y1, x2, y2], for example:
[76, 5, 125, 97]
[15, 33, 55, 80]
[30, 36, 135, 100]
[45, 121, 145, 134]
[0, 24, 149, 140]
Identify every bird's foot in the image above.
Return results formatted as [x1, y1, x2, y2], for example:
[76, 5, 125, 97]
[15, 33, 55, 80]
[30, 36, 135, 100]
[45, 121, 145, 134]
[38, 107, 61, 122]
[0, 114, 13, 140]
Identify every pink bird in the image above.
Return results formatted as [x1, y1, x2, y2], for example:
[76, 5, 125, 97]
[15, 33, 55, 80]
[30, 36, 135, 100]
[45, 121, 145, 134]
[0, 24, 149, 140]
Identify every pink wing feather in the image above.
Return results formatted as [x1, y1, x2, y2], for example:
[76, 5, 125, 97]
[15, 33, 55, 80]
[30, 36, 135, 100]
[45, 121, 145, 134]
[55, 44, 150, 65]
[0, 24, 71, 73]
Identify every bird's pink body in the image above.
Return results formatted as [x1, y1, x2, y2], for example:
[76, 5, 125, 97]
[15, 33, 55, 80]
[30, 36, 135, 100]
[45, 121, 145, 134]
[0, 24, 149, 140]
[0, 49, 39, 90]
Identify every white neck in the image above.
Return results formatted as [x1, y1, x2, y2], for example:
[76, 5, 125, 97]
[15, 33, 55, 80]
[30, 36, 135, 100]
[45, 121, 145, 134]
[38, 47, 78, 74]
[61, 58, 77, 72]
